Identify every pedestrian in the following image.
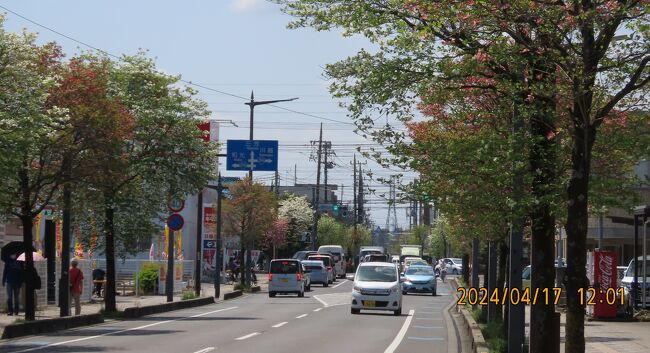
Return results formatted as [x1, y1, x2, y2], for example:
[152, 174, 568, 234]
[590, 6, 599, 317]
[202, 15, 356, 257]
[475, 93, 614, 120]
[2, 255, 23, 316]
[69, 259, 84, 315]
[92, 267, 105, 298]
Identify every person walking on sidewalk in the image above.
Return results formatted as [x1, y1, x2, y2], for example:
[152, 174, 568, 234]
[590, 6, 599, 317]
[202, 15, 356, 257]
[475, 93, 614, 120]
[69, 259, 84, 315]
[2, 255, 23, 316]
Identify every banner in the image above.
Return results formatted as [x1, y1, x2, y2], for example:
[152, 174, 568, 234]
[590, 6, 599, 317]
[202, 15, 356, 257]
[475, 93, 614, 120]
[55, 220, 62, 258]
[201, 205, 217, 282]
[162, 225, 183, 260]
[33, 213, 43, 255]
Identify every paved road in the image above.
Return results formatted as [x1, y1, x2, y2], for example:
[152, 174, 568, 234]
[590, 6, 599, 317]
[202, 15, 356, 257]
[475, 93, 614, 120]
[0, 278, 459, 353]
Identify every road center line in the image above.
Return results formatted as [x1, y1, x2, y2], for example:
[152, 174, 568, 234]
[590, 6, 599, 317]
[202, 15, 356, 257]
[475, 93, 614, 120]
[235, 332, 260, 341]
[193, 347, 216, 353]
[384, 309, 415, 353]
[296, 314, 308, 319]
[313, 308, 322, 312]
[8, 306, 239, 353]
[272, 322, 288, 328]
[332, 279, 349, 288]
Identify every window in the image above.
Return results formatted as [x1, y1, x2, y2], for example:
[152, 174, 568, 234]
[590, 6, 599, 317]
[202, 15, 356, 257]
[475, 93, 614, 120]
[271, 261, 300, 274]
[356, 266, 397, 282]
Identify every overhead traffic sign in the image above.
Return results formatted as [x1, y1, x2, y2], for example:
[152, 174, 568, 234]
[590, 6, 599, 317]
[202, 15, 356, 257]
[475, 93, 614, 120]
[167, 213, 185, 231]
[226, 140, 278, 172]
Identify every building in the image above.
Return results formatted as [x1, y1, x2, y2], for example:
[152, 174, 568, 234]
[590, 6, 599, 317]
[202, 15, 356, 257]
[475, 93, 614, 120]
[274, 183, 339, 204]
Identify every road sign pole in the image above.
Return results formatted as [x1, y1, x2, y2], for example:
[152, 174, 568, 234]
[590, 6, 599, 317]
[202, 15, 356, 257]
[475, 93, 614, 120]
[195, 190, 203, 296]
[166, 228, 174, 302]
[215, 174, 223, 299]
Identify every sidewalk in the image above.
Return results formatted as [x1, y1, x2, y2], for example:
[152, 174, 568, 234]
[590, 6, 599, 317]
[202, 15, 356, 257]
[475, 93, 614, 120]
[523, 306, 650, 353]
[0, 273, 269, 331]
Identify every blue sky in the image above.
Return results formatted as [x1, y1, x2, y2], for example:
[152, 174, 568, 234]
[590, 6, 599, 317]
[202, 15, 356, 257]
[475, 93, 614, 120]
[1, 0, 415, 229]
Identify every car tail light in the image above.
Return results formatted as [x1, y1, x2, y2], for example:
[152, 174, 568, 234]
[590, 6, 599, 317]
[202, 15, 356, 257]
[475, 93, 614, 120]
[328, 266, 332, 271]
[297, 273, 302, 281]
[269, 273, 273, 281]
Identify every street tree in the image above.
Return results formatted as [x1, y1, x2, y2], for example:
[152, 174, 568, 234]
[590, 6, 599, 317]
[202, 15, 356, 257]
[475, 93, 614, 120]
[277, 2, 650, 350]
[223, 177, 277, 286]
[317, 215, 346, 246]
[264, 218, 289, 258]
[68, 53, 217, 312]
[0, 22, 66, 320]
[278, 194, 313, 254]
[406, 225, 430, 254]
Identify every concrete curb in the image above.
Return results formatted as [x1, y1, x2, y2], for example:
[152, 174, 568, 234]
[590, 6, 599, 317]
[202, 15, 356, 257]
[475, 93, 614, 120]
[223, 290, 243, 300]
[1, 313, 104, 339]
[122, 297, 214, 318]
[450, 279, 488, 353]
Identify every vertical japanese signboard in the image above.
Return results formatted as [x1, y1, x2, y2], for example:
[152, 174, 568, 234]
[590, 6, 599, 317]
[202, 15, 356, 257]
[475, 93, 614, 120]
[202, 205, 217, 281]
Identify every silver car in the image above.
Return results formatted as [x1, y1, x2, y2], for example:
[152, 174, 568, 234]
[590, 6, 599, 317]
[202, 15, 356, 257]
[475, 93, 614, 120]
[268, 259, 307, 298]
[302, 260, 329, 287]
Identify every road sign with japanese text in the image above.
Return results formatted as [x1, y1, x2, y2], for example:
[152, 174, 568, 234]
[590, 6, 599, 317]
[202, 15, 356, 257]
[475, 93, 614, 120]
[226, 140, 278, 171]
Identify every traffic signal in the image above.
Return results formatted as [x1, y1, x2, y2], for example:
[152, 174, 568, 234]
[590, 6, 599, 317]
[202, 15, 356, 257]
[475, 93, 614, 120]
[333, 204, 340, 216]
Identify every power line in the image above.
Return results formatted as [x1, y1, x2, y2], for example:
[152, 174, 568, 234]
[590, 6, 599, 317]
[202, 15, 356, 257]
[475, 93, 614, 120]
[0, 4, 355, 126]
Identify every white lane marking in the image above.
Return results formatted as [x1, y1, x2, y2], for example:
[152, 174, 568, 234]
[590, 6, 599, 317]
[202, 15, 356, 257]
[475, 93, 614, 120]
[383, 309, 415, 353]
[272, 322, 288, 328]
[8, 306, 238, 353]
[407, 336, 444, 341]
[313, 308, 323, 312]
[193, 347, 216, 353]
[413, 325, 443, 329]
[296, 314, 308, 319]
[332, 279, 349, 288]
[235, 332, 260, 341]
[313, 295, 329, 307]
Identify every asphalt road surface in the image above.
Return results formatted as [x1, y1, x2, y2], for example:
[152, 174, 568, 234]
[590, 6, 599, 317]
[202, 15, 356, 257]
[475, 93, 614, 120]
[0, 278, 459, 353]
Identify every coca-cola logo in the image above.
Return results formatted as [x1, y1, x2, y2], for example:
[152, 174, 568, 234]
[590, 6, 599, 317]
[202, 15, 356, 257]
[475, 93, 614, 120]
[598, 254, 614, 291]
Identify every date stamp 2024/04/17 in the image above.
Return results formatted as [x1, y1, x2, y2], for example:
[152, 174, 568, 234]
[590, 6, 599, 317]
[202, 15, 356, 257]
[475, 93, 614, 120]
[456, 287, 625, 306]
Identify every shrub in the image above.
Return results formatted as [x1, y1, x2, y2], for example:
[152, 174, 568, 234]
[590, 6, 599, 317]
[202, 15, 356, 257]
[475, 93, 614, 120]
[181, 290, 198, 301]
[135, 263, 160, 295]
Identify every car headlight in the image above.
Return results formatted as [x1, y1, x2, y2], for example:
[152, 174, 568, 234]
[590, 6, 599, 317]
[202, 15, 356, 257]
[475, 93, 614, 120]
[353, 285, 362, 293]
[391, 285, 399, 293]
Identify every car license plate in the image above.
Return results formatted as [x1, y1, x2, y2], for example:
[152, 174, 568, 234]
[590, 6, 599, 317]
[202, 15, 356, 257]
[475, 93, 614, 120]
[281, 278, 288, 283]
[364, 300, 376, 307]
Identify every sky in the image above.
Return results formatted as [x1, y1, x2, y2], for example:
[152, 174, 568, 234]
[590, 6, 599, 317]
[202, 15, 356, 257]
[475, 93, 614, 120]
[0, 0, 418, 229]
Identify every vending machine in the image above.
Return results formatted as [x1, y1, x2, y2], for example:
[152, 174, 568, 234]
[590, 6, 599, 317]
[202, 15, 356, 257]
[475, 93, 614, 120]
[587, 250, 618, 318]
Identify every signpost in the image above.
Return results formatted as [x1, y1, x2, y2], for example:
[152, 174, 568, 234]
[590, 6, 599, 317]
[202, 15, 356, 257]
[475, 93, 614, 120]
[167, 213, 185, 231]
[168, 199, 185, 213]
[226, 140, 278, 172]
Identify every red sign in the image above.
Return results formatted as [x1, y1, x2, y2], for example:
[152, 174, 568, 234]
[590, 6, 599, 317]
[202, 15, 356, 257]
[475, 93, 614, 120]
[168, 199, 185, 213]
[197, 121, 219, 143]
[593, 250, 617, 318]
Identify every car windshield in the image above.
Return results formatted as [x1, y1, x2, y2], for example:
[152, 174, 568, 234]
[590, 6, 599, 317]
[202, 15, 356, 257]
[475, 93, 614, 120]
[270, 261, 299, 274]
[406, 267, 433, 276]
[624, 261, 650, 277]
[356, 265, 397, 282]
[308, 256, 331, 266]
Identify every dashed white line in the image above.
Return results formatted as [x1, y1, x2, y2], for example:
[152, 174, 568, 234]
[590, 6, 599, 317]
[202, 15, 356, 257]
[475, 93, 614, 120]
[7, 306, 239, 353]
[272, 322, 288, 328]
[296, 314, 308, 319]
[384, 309, 415, 353]
[235, 332, 260, 341]
[332, 279, 349, 288]
[193, 347, 216, 353]
[313, 308, 323, 312]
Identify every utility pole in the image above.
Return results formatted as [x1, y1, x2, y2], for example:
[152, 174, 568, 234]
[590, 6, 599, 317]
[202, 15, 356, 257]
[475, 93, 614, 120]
[214, 174, 223, 299]
[294, 164, 297, 185]
[194, 189, 203, 296]
[311, 123, 323, 250]
[244, 91, 297, 287]
[353, 155, 358, 264]
[59, 157, 72, 317]
[275, 170, 280, 196]
[358, 164, 364, 226]
[324, 141, 329, 203]
[166, 227, 174, 302]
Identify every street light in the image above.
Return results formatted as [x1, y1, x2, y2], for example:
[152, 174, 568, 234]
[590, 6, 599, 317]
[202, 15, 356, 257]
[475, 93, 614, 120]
[242, 91, 297, 286]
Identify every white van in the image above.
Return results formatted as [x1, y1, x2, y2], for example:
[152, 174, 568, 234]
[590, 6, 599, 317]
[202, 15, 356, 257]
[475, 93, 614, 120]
[622, 255, 650, 309]
[318, 245, 346, 279]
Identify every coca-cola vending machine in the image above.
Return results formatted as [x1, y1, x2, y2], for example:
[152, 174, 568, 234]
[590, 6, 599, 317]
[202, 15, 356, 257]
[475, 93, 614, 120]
[588, 250, 618, 318]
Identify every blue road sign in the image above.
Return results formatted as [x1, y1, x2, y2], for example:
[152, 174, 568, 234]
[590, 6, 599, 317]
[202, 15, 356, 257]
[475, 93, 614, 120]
[203, 240, 217, 249]
[226, 140, 278, 172]
[167, 213, 184, 231]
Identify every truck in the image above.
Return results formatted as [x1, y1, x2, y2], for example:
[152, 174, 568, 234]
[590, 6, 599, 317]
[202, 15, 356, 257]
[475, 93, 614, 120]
[358, 246, 387, 264]
[400, 245, 423, 263]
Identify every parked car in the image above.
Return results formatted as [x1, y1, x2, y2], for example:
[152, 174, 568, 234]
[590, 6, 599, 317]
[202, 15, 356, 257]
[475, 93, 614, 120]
[302, 260, 329, 287]
[401, 265, 437, 296]
[435, 258, 463, 276]
[622, 256, 650, 310]
[351, 262, 402, 315]
[268, 259, 307, 298]
[307, 254, 335, 284]
[318, 245, 346, 279]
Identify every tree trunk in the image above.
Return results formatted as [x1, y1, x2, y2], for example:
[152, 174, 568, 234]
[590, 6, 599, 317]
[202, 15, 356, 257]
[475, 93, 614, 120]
[529, 113, 558, 353]
[239, 240, 246, 286]
[496, 240, 508, 320]
[104, 200, 117, 312]
[565, 125, 595, 353]
[20, 215, 36, 321]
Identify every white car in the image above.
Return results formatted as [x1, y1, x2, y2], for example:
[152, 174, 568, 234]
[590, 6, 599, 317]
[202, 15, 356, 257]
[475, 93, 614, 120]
[351, 262, 402, 315]
[622, 255, 650, 310]
[435, 258, 463, 276]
